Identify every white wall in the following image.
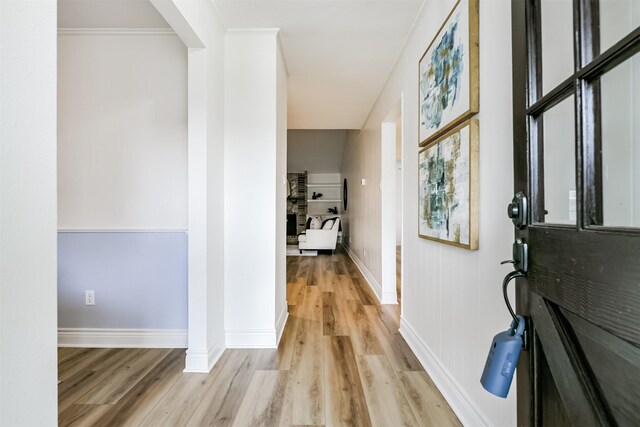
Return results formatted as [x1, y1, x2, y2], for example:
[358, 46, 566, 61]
[276, 43, 288, 338]
[224, 29, 287, 348]
[343, 129, 382, 292]
[0, 0, 58, 424]
[58, 33, 187, 230]
[342, 1, 516, 425]
[308, 173, 342, 184]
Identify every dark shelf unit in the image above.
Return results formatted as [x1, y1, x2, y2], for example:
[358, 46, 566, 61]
[286, 171, 307, 245]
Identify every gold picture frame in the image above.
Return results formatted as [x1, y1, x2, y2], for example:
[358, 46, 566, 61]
[418, 0, 479, 147]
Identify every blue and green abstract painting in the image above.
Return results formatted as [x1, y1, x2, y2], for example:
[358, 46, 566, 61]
[419, 125, 471, 245]
[420, 11, 465, 137]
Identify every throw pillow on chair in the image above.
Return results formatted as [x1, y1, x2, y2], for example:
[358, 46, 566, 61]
[310, 216, 322, 229]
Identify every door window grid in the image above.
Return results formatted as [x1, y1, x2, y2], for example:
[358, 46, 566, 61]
[524, 0, 640, 230]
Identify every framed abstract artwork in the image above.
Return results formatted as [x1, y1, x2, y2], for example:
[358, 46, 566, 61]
[419, 0, 478, 146]
[418, 119, 478, 250]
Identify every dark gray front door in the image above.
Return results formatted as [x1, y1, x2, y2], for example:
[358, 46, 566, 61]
[511, 1, 640, 425]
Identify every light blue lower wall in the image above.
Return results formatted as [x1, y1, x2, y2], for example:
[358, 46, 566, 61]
[58, 232, 187, 329]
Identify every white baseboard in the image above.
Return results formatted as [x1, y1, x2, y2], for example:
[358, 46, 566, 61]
[225, 328, 277, 348]
[276, 303, 289, 345]
[399, 318, 491, 427]
[226, 304, 289, 349]
[342, 243, 382, 303]
[58, 328, 187, 348]
[381, 290, 399, 305]
[184, 336, 224, 373]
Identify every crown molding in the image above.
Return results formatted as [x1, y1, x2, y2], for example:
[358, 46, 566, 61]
[58, 28, 175, 36]
[57, 228, 187, 233]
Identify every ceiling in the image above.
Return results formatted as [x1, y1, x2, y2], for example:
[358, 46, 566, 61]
[58, 0, 424, 130]
[214, 0, 424, 129]
[58, 0, 170, 28]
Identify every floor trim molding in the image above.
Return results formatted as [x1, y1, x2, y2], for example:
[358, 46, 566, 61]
[58, 328, 187, 348]
[184, 336, 225, 373]
[342, 243, 382, 303]
[225, 328, 277, 348]
[275, 303, 289, 345]
[381, 290, 399, 305]
[399, 317, 491, 427]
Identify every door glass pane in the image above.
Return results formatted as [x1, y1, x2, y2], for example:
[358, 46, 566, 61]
[601, 52, 640, 227]
[543, 95, 576, 224]
[600, 0, 640, 54]
[541, 0, 574, 94]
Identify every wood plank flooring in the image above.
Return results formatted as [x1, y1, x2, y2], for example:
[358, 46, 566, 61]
[58, 249, 459, 427]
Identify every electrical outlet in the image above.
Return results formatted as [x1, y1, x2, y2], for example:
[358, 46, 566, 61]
[85, 290, 95, 306]
[363, 249, 367, 258]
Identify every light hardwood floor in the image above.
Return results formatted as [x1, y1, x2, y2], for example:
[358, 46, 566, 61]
[58, 248, 460, 426]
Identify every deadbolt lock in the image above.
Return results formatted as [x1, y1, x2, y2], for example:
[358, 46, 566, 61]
[507, 192, 528, 229]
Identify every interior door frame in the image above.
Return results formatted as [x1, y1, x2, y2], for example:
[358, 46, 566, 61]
[511, 6, 532, 423]
[380, 95, 404, 305]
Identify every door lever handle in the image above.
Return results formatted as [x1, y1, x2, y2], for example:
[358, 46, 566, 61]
[502, 239, 528, 273]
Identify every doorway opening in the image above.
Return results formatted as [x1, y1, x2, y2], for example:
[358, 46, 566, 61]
[381, 96, 403, 306]
[395, 120, 403, 304]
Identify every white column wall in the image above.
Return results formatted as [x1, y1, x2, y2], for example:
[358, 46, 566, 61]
[224, 30, 287, 348]
[151, 0, 226, 372]
[275, 42, 289, 338]
[0, 0, 58, 424]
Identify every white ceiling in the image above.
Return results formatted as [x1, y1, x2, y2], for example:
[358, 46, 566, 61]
[58, 0, 424, 130]
[214, 0, 424, 129]
[58, 0, 170, 29]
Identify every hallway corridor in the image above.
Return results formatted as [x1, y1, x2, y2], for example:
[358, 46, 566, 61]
[57, 250, 459, 426]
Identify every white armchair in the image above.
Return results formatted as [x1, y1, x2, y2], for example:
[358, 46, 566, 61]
[298, 218, 341, 253]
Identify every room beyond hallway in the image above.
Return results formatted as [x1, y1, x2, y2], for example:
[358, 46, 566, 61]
[57, 249, 459, 426]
